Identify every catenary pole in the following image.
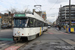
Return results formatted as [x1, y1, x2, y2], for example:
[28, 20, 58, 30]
[69, 0, 71, 28]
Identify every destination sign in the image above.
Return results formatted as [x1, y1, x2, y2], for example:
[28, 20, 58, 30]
[15, 14, 25, 17]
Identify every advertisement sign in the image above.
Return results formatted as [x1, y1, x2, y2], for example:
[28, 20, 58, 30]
[42, 14, 46, 20]
[42, 11, 46, 20]
[71, 22, 75, 23]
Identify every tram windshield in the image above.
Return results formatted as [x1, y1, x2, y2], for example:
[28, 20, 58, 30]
[14, 18, 27, 28]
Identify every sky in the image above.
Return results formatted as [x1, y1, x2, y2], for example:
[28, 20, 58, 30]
[0, 0, 75, 23]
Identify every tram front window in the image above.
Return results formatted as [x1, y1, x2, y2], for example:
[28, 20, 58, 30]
[14, 19, 27, 28]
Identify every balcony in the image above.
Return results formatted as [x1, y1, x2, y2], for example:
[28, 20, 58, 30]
[61, 19, 65, 21]
[65, 17, 75, 20]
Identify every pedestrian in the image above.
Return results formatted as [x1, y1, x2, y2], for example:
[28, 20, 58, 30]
[56, 25, 58, 30]
[59, 25, 61, 30]
[58, 25, 61, 30]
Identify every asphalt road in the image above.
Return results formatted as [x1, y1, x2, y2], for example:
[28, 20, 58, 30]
[0, 29, 13, 38]
[19, 28, 75, 50]
[0, 28, 75, 50]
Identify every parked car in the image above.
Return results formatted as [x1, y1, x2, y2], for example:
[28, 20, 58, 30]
[1, 24, 8, 29]
[8, 25, 12, 28]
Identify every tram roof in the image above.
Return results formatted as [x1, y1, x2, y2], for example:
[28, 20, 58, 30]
[14, 12, 47, 23]
[26, 12, 47, 23]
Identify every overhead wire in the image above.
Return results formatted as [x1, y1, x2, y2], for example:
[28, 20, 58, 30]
[48, 0, 59, 12]
[34, 0, 38, 5]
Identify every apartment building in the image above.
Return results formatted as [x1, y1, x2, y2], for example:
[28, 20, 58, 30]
[57, 5, 75, 27]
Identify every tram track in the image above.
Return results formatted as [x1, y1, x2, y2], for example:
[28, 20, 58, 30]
[4, 41, 30, 50]
[3, 39, 36, 50]
[17, 41, 29, 50]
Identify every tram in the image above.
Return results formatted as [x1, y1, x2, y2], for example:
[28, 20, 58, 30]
[13, 12, 48, 42]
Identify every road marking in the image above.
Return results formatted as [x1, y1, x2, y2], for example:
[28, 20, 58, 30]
[5, 46, 20, 50]
[0, 38, 13, 41]
[64, 33, 68, 34]
[62, 39, 75, 45]
[4, 43, 25, 50]
[60, 32, 68, 34]
[0, 41, 14, 50]
[48, 32, 54, 34]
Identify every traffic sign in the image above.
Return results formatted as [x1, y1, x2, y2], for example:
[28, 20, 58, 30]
[5, 46, 20, 50]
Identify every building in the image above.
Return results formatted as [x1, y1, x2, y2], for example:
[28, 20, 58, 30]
[53, 21, 56, 26]
[57, 5, 75, 27]
[33, 9, 47, 20]
[46, 20, 52, 25]
[1, 13, 14, 27]
[56, 17, 59, 25]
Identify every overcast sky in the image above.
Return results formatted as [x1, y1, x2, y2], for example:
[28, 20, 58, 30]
[0, 0, 75, 23]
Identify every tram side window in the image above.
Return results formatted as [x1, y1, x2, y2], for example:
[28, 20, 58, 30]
[45, 23, 47, 26]
[37, 20, 39, 27]
[39, 21, 42, 27]
[43, 23, 44, 26]
[29, 18, 34, 27]
[34, 19, 37, 27]
[42, 22, 44, 27]
[44, 23, 45, 26]
[44, 23, 46, 26]
[40, 21, 43, 27]
[33, 19, 36, 27]
[36, 20, 39, 27]
[46, 24, 47, 26]
[39, 21, 41, 27]
[40, 21, 42, 27]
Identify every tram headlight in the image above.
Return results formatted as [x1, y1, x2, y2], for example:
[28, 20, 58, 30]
[15, 33, 16, 35]
[18, 31, 20, 33]
[22, 33, 24, 35]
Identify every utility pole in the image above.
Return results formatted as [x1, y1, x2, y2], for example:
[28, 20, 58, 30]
[69, 0, 71, 28]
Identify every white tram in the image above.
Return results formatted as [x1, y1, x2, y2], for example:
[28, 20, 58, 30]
[13, 12, 48, 42]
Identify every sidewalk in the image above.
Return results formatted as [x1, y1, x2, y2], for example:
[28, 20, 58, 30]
[55, 27, 75, 34]
[55, 27, 66, 32]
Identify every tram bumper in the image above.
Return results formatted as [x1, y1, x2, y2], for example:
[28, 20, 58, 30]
[13, 36, 28, 42]
[13, 36, 21, 42]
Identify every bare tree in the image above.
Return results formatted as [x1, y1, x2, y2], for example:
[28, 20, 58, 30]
[6, 8, 31, 14]
[6, 8, 19, 14]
